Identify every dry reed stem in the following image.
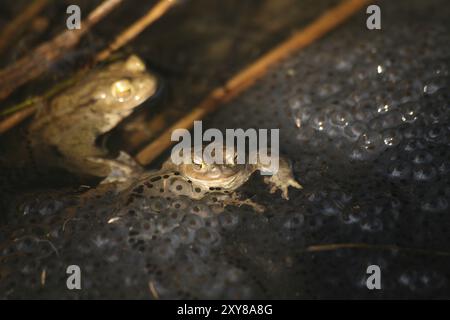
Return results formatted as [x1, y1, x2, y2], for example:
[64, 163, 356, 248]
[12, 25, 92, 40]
[0, 0, 177, 134]
[0, 0, 50, 54]
[306, 243, 450, 257]
[135, 0, 371, 165]
[0, 0, 124, 101]
[0, 106, 37, 134]
[95, 0, 178, 62]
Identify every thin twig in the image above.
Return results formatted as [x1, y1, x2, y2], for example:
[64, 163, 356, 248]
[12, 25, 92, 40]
[148, 281, 160, 299]
[0, 0, 50, 55]
[0, 106, 36, 134]
[305, 243, 450, 257]
[0, 0, 178, 135]
[0, 0, 124, 102]
[95, 0, 178, 63]
[135, 0, 371, 165]
[0, 73, 85, 134]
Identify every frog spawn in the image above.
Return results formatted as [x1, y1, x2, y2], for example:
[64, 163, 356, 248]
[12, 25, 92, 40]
[2, 0, 450, 299]
[120, 170, 265, 216]
[102, 195, 255, 299]
[115, 170, 259, 255]
[0, 183, 255, 299]
[203, 0, 450, 298]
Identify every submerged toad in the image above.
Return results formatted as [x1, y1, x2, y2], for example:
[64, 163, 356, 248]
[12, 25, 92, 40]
[121, 147, 302, 213]
[28, 55, 157, 178]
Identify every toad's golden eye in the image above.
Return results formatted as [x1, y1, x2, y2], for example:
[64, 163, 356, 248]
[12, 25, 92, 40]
[111, 79, 133, 101]
[193, 162, 203, 170]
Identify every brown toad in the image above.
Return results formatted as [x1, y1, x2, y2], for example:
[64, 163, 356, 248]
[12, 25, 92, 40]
[28, 55, 157, 179]
[122, 147, 302, 213]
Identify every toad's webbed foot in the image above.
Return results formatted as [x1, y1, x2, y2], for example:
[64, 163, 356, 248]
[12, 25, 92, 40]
[261, 158, 302, 200]
[89, 151, 143, 188]
[211, 193, 265, 213]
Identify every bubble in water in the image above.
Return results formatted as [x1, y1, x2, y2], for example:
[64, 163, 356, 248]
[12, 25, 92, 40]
[330, 110, 353, 127]
[317, 83, 341, 98]
[353, 101, 376, 122]
[296, 127, 315, 142]
[348, 147, 367, 161]
[295, 105, 314, 125]
[426, 125, 447, 142]
[190, 243, 210, 258]
[224, 267, 244, 283]
[149, 198, 169, 214]
[283, 213, 305, 229]
[411, 150, 433, 164]
[182, 214, 204, 230]
[427, 107, 447, 124]
[329, 190, 352, 204]
[152, 242, 175, 260]
[398, 270, 447, 292]
[155, 215, 178, 234]
[377, 103, 391, 114]
[171, 226, 195, 244]
[382, 129, 403, 147]
[403, 139, 426, 152]
[386, 161, 411, 180]
[412, 165, 437, 182]
[357, 131, 384, 153]
[318, 200, 341, 216]
[423, 76, 449, 95]
[218, 211, 239, 229]
[169, 179, 194, 198]
[360, 217, 383, 232]
[170, 197, 190, 211]
[402, 124, 425, 139]
[436, 157, 450, 175]
[400, 101, 422, 123]
[421, 197, 448, 212]
[344, 122, 367, 140]
[311, 114, 328, 131]
[195, 228, 220, 246]
[340, 210, 361, 224]
[190, 203, 212, 218]
[305, 214, 324, 231]
[335, 59, 352, 72]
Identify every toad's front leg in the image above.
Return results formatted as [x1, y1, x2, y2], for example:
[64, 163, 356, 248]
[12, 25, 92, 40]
[260, 157, 302, 200]
[88, 151, 144, 187]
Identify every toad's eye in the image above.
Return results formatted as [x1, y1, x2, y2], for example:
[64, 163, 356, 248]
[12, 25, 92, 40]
[111, 79, 133, 101]
[193, 162, 203, 170]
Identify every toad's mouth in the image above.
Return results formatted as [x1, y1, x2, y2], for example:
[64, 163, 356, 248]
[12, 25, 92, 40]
[181, 164, 250, 189]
